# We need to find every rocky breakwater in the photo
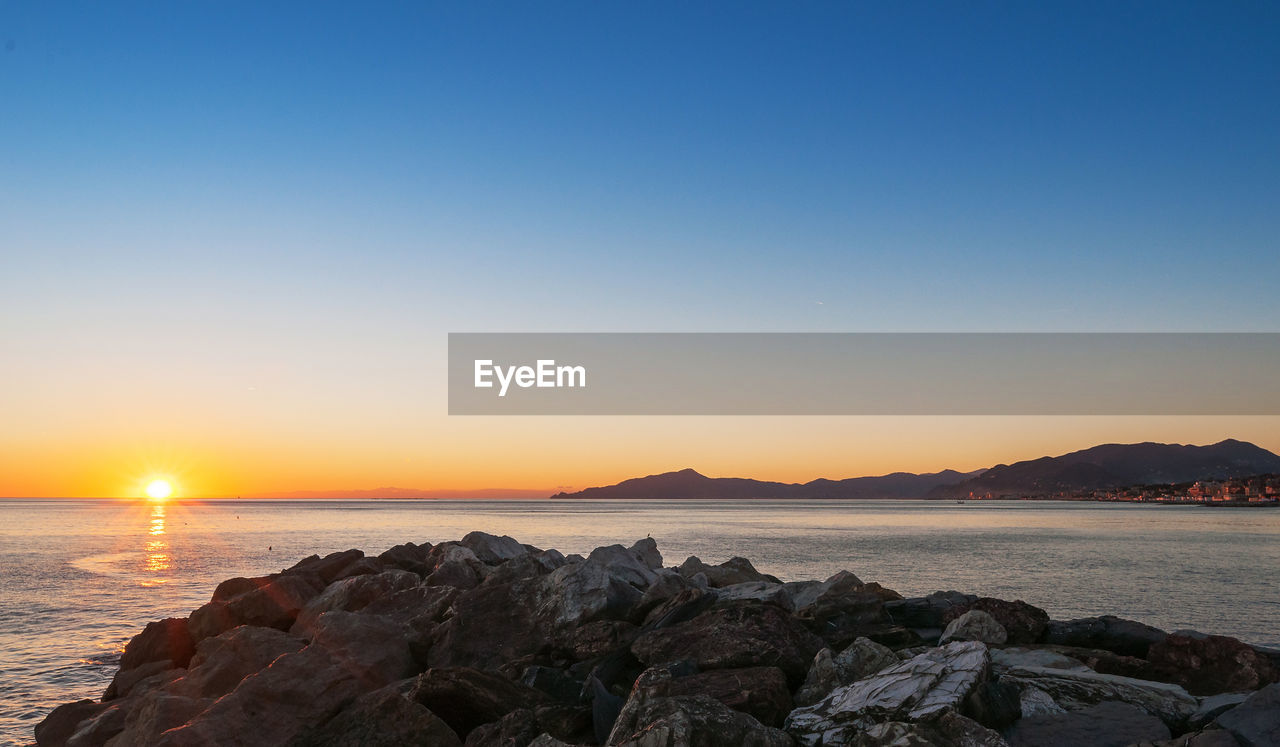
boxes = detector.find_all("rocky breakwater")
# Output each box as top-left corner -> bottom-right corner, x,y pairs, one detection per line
37,534 -> 1280,747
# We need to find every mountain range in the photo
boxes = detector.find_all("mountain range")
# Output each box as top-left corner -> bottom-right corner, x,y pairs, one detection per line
550,439 -> 1280,500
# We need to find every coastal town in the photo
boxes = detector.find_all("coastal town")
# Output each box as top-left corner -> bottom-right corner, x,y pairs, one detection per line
964,474 -> 1280,504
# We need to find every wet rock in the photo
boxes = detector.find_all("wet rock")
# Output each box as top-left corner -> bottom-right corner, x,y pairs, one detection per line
666,666 -> 793,727
1215,682 -> 1280,747
189,573 -> 324,642
1147,633 -> 1280,695
632,600 -> 823,687
1044,615 -> 1167,658
409,666 -> 551,738
884,590 -> 977,629
295,685 -> 462,747
1006,700 -> 1171,747
945,598 -> 1049,645
461,531 -> 530,565
35,700 -> 108,747
999,664 -> 1197,727
940,610 -> 1008,645
292,569 -> 421,636
171,624 -> 306,699
784,641 -> 990,743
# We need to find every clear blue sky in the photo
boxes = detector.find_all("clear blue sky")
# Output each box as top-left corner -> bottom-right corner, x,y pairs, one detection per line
2,2 -> 1279,494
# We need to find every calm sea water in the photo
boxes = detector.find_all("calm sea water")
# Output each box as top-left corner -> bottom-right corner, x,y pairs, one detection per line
1,498 -> 1278,746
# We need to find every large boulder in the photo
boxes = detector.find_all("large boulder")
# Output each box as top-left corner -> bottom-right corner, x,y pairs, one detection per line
35,700 -> 109,747
631,600 -> 823,686
1006,700 -> 1171,747
376,541 -> 434,576
118,617 -> 195,672
282,549 -> 369,585
292,569 -> 422,636
170,624 -> 306,699
607,666 -> 792,746
795,638 -> 899,707
784,641 -> 990,744
408,666 -> 551,739
793,576 -> 905,651
1044,615 -> 1167,658
714,581 -> 795,612
677,556 -> 781,588
463,705 -> 594,747
101,694 -> 211,746
665,666 -> 793,727
940,610 -> 1008,645
1146,633 -> 1280,695
294,685 -> 462,746
884,591 -> 977,629
999,664 -> 1197,728
189,573 -> 324,642
425,544 -> 487,589
1215,682 -> 1280,747
851,710 -> 1008,747
460,531 -> 530,565
944,598 -> 1049,645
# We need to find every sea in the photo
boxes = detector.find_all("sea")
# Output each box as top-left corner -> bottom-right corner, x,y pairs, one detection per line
1,498 -> 1278,746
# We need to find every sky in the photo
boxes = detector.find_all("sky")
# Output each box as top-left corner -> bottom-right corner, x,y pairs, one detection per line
2,2 -> 1279,497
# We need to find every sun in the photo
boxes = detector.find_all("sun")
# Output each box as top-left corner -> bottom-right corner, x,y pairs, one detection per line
145,479 -> 174,501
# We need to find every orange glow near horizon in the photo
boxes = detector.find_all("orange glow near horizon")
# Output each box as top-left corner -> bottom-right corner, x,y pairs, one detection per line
1,415 -> 1280,498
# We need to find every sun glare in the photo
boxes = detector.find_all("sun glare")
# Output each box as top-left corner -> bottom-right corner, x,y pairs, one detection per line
145,479 -> 173,501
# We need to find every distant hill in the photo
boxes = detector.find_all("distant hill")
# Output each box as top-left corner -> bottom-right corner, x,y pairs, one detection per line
927,439 -> 1280,498
552,440 -> 1280,501
550,467 -> 983,500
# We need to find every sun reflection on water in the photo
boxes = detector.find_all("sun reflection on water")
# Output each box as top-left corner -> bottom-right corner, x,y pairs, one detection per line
142,504 -> 170,583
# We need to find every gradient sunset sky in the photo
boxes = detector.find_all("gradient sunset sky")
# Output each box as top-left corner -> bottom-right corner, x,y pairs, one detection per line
3,3 -> 1279,497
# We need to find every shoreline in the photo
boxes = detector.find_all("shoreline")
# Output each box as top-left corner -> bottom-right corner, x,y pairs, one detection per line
36,533 -> 1280,746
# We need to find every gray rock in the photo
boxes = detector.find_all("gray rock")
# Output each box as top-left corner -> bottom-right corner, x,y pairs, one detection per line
990,647 -> 1092,674
425,544 -> 486,589
795,649 -> 840,707
1000,664 -> 1197,727
607,666 -> 792,746
1191,693 -> 1250,729
1215,682 -> 1280,747
940,610 -> 1008,645
833,637 -> 901,683
587,543 -> 661,588
884,591 -> 978,629
784,641 -> 990,744
460,531 -> 529,565
715,581 -> 795,611
854,710 -> 1008,746
1006,700 -> 1170,747
1018,686 -> 1066,718
629,537 -> 664,570
677,556 -> 781,588
1044,615 -> 1167,658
